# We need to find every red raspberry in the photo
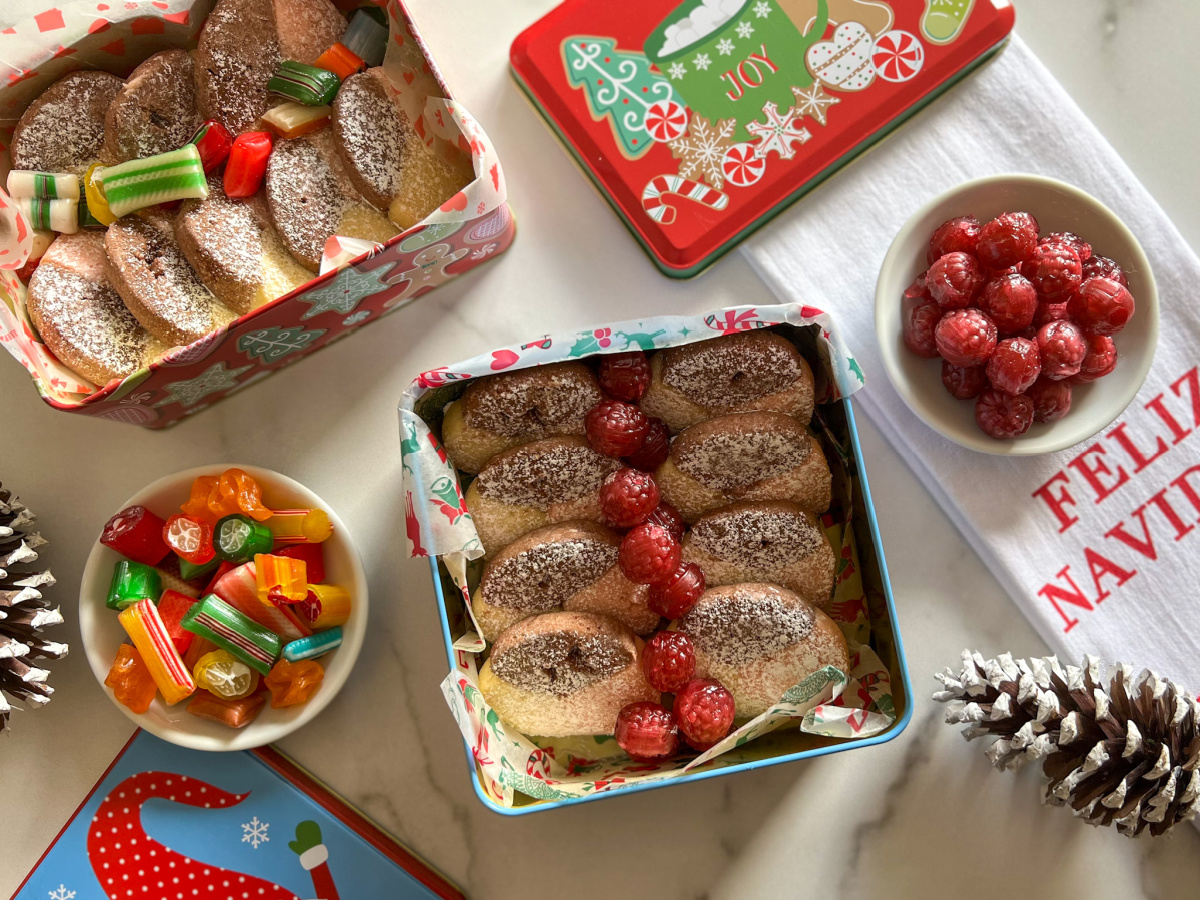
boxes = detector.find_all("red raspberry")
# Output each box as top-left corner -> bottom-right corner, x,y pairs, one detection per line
927,215 -> 981,264
975,388 -> 1034,440
1081,255 -> 1128,287
976,212 -> 1039,269
586,400 -> 649,457
645,502 -> 685,542
600,468 -> 660,528
642,631 -> 696,692
926,251 -> 983,309
941,361 -> 987,400
1045,231 -> 1092,262
1027,377 -> 1073,422
1023,241 -> 1082,302
673,679 -> 736,751
647,562 -> 706,619
625,416 -> 669,471
934,309 -> 997,367
978,272 -> 1037,334
619,523 -> 682,584
1036,320 -> 1087,380
598,351 -> 651,402
1072,334 -> 1117,383
1033,300 -> 1070,328
902,294 -> 942,358
614,701 -> 678,762
986,337 -> 1040,395
1067,276 -> 1135,335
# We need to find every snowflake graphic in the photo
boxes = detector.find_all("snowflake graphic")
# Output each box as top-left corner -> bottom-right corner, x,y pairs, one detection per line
668,114 -> 737,188
297,265 -> 385,321
791,82 -> 839,126
753,1 -> 771,17
241,816 -> 269,849
48,887 -> 75,900
746,102 -> 812,160
471,243 -> 498,260
736,20 -> 755,39
716,38 -> 734,55
692,52 -> 711,71
667,61 -> 687,79
154,361 -> 252,409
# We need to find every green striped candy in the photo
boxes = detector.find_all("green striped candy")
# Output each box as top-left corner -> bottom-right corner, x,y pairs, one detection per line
100,145 -> 209,218
268,60 -> 341,105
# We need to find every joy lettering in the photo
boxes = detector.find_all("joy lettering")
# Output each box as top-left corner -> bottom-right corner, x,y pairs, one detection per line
719,44 -> 779,101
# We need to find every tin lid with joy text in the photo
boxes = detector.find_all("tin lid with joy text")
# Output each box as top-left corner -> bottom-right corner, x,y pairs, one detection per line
511,0 -> 1016,277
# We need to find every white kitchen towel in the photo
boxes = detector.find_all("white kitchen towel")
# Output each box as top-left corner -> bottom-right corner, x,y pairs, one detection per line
742,35 -> 1200,689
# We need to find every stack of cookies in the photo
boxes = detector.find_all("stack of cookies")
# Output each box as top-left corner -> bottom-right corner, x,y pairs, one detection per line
12,0 -> 471,389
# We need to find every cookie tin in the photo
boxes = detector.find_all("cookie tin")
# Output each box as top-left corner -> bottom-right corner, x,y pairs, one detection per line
511,0 -> 1015,277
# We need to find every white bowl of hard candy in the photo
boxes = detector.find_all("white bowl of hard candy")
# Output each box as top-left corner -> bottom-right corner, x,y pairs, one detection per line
875,174 -> 1159,455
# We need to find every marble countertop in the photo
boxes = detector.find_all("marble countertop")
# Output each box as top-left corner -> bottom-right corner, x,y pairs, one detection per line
4,1 -> 1200,897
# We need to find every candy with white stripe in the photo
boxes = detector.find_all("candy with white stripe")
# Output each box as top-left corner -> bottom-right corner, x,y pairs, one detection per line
180,594 -> 280,676
282,626 -> 342,662
118,598 -> 195,705
6,171 -> 79,200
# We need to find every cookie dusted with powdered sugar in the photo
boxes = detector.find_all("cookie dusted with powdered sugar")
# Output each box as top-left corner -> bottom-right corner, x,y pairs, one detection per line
441,361 -> 605,474
681,500 -> 836,609
478,612 -> 659,736
464,436 -> 621,558
640,332 -> 815,433
103,50 -> 202,163
675,584 -> 848,718
27,233 -> 164,386
12,71 -> 123,175
472,521 -> 659,640
655,411 -> 832,522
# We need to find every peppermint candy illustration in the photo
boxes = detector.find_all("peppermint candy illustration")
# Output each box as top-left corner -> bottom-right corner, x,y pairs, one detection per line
643,99 -> 688,142
721,142 -> 767,188
871,30 -> 924,83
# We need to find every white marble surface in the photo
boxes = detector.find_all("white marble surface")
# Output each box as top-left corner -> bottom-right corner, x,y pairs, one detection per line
4,1 -> 1200,897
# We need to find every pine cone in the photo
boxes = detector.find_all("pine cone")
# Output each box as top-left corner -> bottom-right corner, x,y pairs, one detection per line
0,482 -> 66,732
934,650 -> 1199,837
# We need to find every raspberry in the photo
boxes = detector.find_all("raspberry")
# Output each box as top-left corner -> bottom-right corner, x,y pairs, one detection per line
1067,276 -> 1135,335
1036,320 -> 1087,380
934,309 -> 997,367
614,701 -> 678,762
941,361 -> 987,400
645,502 -> 685,542
625,416 -> 669,471
1072,334 -> 1117,383
926,251 -> 983,309
927,215 -> 981,264
673,679 -> 736,751
600,468 -> 660,528
1023,241 -> 1082,301
978,272 -> 1037,334
642,631 -> 696,692
902,294 -> 942,358
975,388 -> 1034,440
976,212 -> 1039,269
647,562 -> 706,619
904,272 -> 930,300
598,351 -> 651,402
1027,377 -> 1073,422
1081,255 -> 1128,287
586,400 -> 649,457
1046,231 -> 1092,262
619,523 -> 682,584
986,337 -> 1040,395
1033,300 -> 1070,327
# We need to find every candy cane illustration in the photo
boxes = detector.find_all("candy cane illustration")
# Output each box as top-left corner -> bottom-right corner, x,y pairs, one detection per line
641,175 -> 729,226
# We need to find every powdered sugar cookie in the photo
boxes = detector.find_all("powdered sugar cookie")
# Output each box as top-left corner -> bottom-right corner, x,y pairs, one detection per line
12,72 -> 123,175
104,50 -> 203,163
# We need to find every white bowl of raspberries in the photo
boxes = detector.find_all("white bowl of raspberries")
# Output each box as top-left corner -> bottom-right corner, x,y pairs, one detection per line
876,174 -> 1159,454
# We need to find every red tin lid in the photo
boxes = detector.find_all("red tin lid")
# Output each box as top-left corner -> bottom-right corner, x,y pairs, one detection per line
512,0 -> 1015,277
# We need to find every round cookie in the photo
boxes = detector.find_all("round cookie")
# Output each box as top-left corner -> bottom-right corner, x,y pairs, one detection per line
681,500 -> 836,609
655,411 -> 832,522
478,612 -> 659,737
472,521 -> 658,641
12,71 -> 123,175
464,436 -> 621,558
675,583 -> 849,718
26,232 -> 161,386
640,332 -> 815,433
103,50 -> 202,163
441,361 -> 604,474
105,213 -> 236,346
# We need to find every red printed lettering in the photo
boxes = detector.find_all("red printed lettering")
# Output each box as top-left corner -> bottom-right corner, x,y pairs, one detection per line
1170,464 -> 1200,518
737,58 -> 766,87
1107,423 -> 1168,473
1085,547 -> 1137,602
748,45 -> 779,74
1104,502 -> 1158,560
1067,445 -> 1130,503
1145,393 -> 1193,444
1145,488 -> 1196,541
1032,470 -> 1079,532
1037,565 -> 1092,632
720,71 -> 744,101
1172,367 -> 1200,427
